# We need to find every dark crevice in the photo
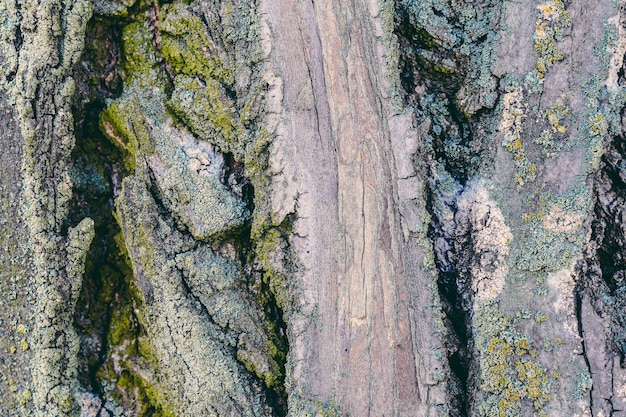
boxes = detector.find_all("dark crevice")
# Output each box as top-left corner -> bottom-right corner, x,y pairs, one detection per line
6,25 -> 22,83
575,103 -> 626,416
245,212 -> 291,417
618,51 -> 626,87
394,2 -> 504,415
581,127 -> 626,364
66,3 -> 290,415
13,23 -> 23,52
223,151 -> 255,210
575,290 -> 595,413
396,17 -> 475,417
423,179 -> 470,417
68,13 -> 163,415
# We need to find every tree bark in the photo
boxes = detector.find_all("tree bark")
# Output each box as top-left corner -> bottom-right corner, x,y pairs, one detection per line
1,0 -> 625,416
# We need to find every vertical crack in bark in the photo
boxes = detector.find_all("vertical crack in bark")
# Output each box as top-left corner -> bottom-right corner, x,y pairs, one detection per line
577,106 -> 626,414
583,127 -> 626,360
575,290 -> 595,414
423,181 -> 470,417
394,20 -> 474,417
393,1 -> 503,414
68,13 -> 155,414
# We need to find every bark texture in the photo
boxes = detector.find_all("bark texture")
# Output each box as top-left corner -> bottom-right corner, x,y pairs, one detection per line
0,0 -> 625,416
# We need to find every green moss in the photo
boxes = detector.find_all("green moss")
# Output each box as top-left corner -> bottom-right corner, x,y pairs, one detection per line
254,228 -> 292,311
117,370 -> 175,417
160,4 -> 234,86
121,21 -> 168,88
108,303 -> 138,349
167,75 -> 239,156
99,96 -> 153,172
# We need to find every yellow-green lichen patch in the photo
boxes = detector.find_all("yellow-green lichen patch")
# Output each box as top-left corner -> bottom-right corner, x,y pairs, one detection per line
287,395 -> 342,417
533,100 -> 570,158
498,86 -> 537,188
579,59 -> 625,172
160,4 -> 234,86
546,101 -> 569,135
532,0 -> 571,81
474,301 -> 553,416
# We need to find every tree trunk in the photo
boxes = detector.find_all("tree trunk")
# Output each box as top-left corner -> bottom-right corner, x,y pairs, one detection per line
1,0 -> 625,415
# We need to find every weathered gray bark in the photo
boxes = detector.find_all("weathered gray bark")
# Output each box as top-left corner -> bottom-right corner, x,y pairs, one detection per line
1,0 -> 626,416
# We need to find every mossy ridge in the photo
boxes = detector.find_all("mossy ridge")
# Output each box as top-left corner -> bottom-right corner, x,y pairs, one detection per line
167,74 -> 239,156
159,3 -> 234,86
121,19 -> 171,89
101,6 -> 251,237
92,9 -> 183,415
240,127 -> 292,413
100,95 -> 151,172
164,0 -> 293,397
158,2 -> 266,160
72,190 -> 173,417
98,233 -> 172,416
98,2 -> 288,411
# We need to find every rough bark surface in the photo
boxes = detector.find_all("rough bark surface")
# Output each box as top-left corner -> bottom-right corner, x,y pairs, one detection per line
0,0 -> 625,416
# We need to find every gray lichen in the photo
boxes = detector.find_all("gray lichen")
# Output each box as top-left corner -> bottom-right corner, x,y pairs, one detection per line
0,0 -> 96,414
116,175 -> 272,416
